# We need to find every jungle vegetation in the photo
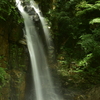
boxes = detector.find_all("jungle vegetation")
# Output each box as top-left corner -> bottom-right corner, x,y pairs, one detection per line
47,0 -> 100,88
0,0 -> 100,88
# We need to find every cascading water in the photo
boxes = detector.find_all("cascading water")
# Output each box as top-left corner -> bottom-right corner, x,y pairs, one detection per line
16,0 -> 61,100
30,0 -> 51,46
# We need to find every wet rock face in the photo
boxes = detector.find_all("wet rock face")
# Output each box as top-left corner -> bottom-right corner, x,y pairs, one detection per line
0,21 -> 28,100
24,5 -> 40,22
0,24 -> 9,69
9,25 -> 23,42
0,23 -> 10,100
9,70 -> 26,100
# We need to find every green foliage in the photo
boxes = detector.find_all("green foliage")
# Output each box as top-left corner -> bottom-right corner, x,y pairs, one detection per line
48,0 -> 100,86
0,67 -> 7,87
76,0 -> 100,16
0,0 -> 13,20
78,34 -> 96,53
0,0 -> 23,24
78,53 -> 92,67
89,18 -> 100,24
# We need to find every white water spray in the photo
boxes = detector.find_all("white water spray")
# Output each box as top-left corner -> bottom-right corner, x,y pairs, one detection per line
16,0 -> 60,100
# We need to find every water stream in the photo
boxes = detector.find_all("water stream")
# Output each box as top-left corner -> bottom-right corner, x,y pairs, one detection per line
16,0 -> 61,100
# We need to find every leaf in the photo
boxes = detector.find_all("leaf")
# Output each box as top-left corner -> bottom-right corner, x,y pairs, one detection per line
89,18 -> 100,24
0,16 -> 6,21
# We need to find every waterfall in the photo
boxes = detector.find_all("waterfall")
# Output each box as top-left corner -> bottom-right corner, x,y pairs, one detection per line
16,0 -> 61,100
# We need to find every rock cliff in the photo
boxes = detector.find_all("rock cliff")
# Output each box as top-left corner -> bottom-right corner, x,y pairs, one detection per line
0,20 -> 29,100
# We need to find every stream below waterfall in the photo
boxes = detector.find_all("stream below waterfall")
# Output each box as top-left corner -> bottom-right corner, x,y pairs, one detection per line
16,0 -> 62,100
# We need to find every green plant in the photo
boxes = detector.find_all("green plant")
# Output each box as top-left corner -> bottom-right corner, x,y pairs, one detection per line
0,67 -> 7,88
0,0 -> 23,24
0,55 -> 4,59
48,0 -> 100,87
